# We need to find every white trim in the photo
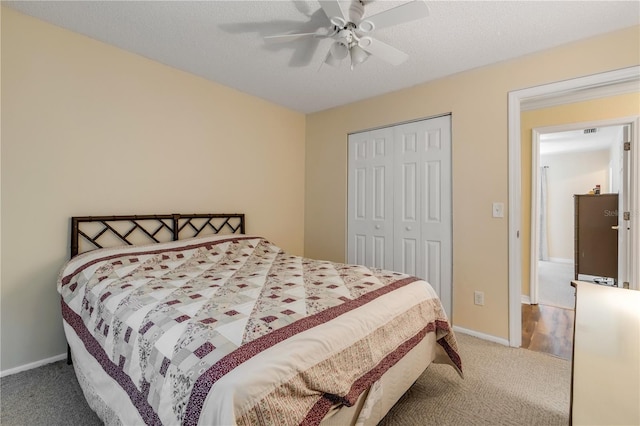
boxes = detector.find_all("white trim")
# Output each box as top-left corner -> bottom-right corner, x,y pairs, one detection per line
628,117 -> 640,291
530,128 -> 541,305
530,118 -> 637,136
508,66 -> 640,348
522,79 -> 640,111
508,88 -> 523,348
521,294 -> 531,305
453,325 -> 510,347
0,353 -> 66,378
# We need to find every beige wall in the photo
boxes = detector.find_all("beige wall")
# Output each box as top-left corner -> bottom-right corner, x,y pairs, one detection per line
1,8 -> 306,371
305,26 -> 640,340
520,92 -> 640,295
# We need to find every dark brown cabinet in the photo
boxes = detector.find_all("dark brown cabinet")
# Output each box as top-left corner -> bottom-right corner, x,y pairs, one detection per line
574,194 -> 618,281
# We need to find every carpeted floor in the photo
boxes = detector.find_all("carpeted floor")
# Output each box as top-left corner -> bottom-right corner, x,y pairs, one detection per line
1,356 -> 101,426
380,333 -> 570,425
1,333 -> 571,425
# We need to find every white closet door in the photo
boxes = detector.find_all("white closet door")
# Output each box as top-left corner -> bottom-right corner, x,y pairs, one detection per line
394,122 -> 422,277
347,128 -> 395,270
347,116 -> 452,316
393,116 -> 452,315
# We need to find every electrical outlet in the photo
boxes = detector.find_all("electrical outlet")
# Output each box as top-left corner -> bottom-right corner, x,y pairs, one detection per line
474,291 -> 485,306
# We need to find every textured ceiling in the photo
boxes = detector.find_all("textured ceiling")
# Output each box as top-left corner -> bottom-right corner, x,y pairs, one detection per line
540,126 -> 623,155
5,1 -> 640,113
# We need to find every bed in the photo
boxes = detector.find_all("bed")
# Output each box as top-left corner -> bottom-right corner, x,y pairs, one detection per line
58,213 -> 462,425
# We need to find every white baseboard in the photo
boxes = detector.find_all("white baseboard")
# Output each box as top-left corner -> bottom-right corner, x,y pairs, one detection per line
521,294 -> 531,304
0,353 -> 67,378
453,325 -> 510,347
549,257 -> 573,264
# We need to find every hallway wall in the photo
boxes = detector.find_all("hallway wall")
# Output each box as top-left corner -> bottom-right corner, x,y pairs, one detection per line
541,149 -> 612,261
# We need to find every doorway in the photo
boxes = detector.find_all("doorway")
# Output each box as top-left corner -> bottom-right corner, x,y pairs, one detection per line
507,65 -> 640,348
531,123 -> 627,307
522,124 -> 626,359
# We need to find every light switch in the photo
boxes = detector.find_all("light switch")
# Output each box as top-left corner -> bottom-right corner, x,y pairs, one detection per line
492,202 -> 504,218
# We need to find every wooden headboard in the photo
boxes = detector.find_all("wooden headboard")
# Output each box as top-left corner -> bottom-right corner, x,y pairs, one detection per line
71,213 -> 245,257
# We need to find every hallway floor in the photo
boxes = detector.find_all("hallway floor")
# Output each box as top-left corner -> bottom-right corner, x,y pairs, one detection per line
522,303 -> 574,360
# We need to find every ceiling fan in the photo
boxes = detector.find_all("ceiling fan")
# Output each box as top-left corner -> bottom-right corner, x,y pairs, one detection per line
264,0 -> 430,70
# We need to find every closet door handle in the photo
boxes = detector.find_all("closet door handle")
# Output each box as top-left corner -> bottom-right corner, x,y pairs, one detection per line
375,225 -> 381,230
405,226 -> 412,231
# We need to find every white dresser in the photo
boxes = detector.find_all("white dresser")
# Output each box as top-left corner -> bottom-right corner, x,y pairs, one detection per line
571,281 -> 640,425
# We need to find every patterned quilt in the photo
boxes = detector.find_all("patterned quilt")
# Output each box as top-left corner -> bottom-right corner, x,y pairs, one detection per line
58,235 -> 462,425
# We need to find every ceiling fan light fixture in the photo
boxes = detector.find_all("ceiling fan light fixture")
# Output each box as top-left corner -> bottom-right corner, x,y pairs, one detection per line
350,45 -> 370,67
330,41 -> 349,60
324,51 -> 342,67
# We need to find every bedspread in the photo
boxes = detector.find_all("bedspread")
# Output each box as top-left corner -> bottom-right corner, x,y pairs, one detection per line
58,235 -> 461,425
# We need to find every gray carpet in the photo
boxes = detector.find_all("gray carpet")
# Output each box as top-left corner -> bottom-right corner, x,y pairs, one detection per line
1,357 -> 101,426
1,333 -> 570,425
380,333 -> 570,425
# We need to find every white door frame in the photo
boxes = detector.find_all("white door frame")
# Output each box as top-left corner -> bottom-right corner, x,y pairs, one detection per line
530,119 -> 636,305
508,66 -> 640,347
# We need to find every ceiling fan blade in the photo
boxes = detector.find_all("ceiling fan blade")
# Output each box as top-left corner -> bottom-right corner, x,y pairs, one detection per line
358,36 -> 408,66
358,0 -> 429,33
264,32 -> 319,44
319,0 -> 346,27
264,26 -> 333,44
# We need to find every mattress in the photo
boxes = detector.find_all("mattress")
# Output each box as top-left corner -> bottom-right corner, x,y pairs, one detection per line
58,234 -> 462,425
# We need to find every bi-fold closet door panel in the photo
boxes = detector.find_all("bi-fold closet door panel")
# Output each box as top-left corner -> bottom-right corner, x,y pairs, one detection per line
393,116 -> 452,308
347,115 -> 452,316
347,127 -> 395,270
